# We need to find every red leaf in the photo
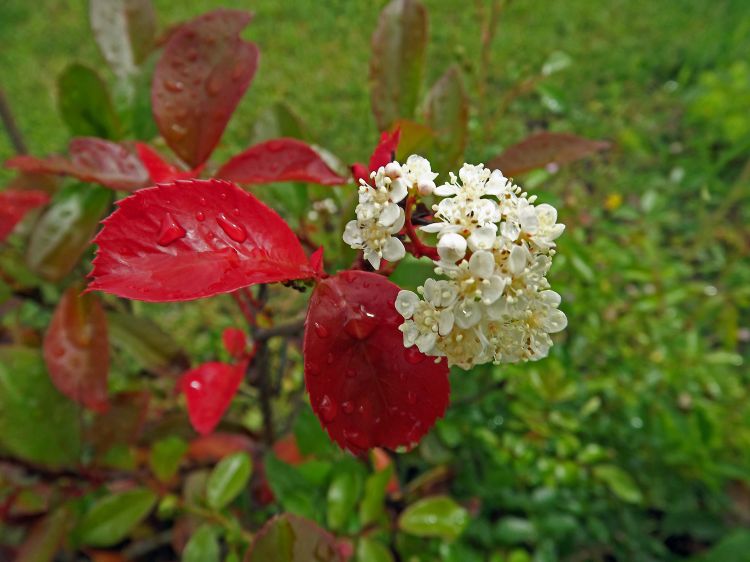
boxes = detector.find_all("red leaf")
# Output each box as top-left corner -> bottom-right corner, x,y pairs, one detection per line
5,138 -> 148,190
180,361 -> 244,435
43,286 -> 110,413
216,138 -> 347,186
152,10 -> 259,167
247,514 -> 342,562
0,189 -> 49,242
303,270 -> 450,453
488,131 -> 611,176
135,143 -> 201,183
88,178 -> 316,302
222,327 -> 247,359
187,432 -> 255,462
351,163 -> 369,186
368,128 -> 401,172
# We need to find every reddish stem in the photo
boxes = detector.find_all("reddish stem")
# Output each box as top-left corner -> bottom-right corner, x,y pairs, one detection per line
403,194 -> 439,260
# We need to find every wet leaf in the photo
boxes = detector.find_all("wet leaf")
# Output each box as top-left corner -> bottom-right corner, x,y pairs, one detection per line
398,495 -> 469,541
182,524 -> 220,562
423,66 -> 469,173
370,0 -> 428,131
303,270 -> 450,453
152,10 -> 259,167
359,463 -> 393,526
216,138 -> 346,186
44,286 -> 109,412
368,128 -> 402,173
206,451 -> 252,509
88,179 -> 316,302
89,0 -> 157,77
26,183 -> 111,282
135,143 -> 200,183
180,361 -> 244,435
0,189 -> 49,242
6,138 -> 149,191
15,506 -> 73,562
356,537 -> 393,562
77,488 -> 157,547
222,327 -> 247,359
487,132 -> 610,176
246,513 -> 342,562
58,63 -> 122,139
326,460 -> 364,531
0,347 -> 82,467
264,453 -> 319,520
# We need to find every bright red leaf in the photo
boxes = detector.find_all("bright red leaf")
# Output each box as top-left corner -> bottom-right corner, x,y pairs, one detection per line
216,138 -> 347,186
180,361 -> 244,435
88,178 -> 317,302
43,286 -> 109,413
352,128 -> 402,186
303,270 -> 450,454
135,143 -> 201,183
0,189 -> 49,242
152,10 -> 259,168
5,138 -> 148,191
488,131 -> 611,176
222,327 -> 247,359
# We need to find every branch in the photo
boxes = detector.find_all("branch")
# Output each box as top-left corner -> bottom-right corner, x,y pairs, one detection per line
403,194 -> 439,260
0,89 -> 27,154
254,317 -> 305,342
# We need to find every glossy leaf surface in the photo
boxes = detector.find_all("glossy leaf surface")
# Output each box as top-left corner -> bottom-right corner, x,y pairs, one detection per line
0,189 -> 49,242
370,0 -> 427,131
152,10 -> 259,167
26,183 -> 111,282
398,495 -> 469,541
488,132 -> 610,176
44,286 -> 109,413
6,138 -> 148,190
89,0 -> 156,77
135,143 -> 199,183
303,270 -> 450,453
183,525 -> 220,562
216,138 -> 347,186
206,451 -> 253,509
88,179 -> 315,302
180,361 -> 244,435
246,513 -> 341,562
423,65 -> 469,173
77,488 -> 157,547
0,347 -> 82,467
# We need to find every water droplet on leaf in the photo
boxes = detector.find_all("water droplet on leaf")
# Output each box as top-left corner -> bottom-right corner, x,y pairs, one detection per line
313,322 -> 329,338
319,395 -> 337,422
342,401 -> 354,414
405,347 -> 425,364
217,213 -> 247,243
157,213 -> 186,246
196,211 -> 205,222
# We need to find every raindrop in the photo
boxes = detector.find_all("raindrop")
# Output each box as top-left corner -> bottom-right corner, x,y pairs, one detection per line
189,380 -> 202,391
344,429 -> 369,450
232,61 -> 245,80
344,308 -> 377,340
217,213 -> 247,242
232,207 -> 240,216
164,79 -> 184,92
196,211 -> 205,222
319,395 -> 337,422
405,347 -> 425,364
170,123 -> 187,139
313,322 -> 329,338
407,391 -> 417,405
307,364 -> 320,377
220,192 -> 227,200
206,74 -> 222,96
157,213 -> 186,246
342,401 -> 354,414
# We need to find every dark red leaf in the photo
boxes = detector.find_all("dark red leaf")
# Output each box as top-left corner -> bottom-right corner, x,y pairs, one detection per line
0,189 -> 49,242
368,128 -> 401,172
187,432 -> 256,462
5,138 -> 148,190
216,138 -> 347,186
43,286 -> 110,413
88,178 -> 316,302
351,163 -> 369,186
135,143 -> 201,183
152,10 -> 259,167
246,513 -> 342,562
303,270 -> 450,454
222,328 -> 247,359
488,131 -> 611,176
180,361 -> 244,435
86,391 -> 150,454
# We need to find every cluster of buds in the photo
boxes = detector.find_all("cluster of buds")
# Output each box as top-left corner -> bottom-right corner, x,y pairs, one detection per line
343,157 -> 567,369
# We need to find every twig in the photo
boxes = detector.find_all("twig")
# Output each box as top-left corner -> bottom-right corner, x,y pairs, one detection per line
0,89 -> 27,154
254,318 -> 306,342
403,194 -> 439,260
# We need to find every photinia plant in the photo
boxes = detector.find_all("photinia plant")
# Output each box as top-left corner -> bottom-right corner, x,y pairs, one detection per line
0,0 -> 611,559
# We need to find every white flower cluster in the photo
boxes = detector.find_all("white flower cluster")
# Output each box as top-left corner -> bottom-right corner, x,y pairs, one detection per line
343,155 -> 438,269
393,162 -> 567,369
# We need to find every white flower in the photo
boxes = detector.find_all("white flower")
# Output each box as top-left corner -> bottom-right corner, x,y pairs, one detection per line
402,155 -> 438,196
437,232 -> 467,263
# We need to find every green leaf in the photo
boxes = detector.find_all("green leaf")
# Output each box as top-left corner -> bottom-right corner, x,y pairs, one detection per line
77,488 -> 157,547
696,530 -> 750,562
26,183 -> 111,282
0,347 -> 82,467
294,404 -> 335,457
58,63 -> 121,139
246,514 -> 341,562
388,255 -> 435,293
206,452 -> 253,510
326,461 -> 364,532
264,453 -> 320,521
15,506 -> 73,562
149,436 -> 188,482
423,65 -> 469,173
494,517 -> 538,545
592,464 -> 643,504
107,311 -> 188,376
182,525 -> 220,562
398,496 -> 469,541
370,0 -> 428,131
357,537 -> 394,562
359,465 -> 393,527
